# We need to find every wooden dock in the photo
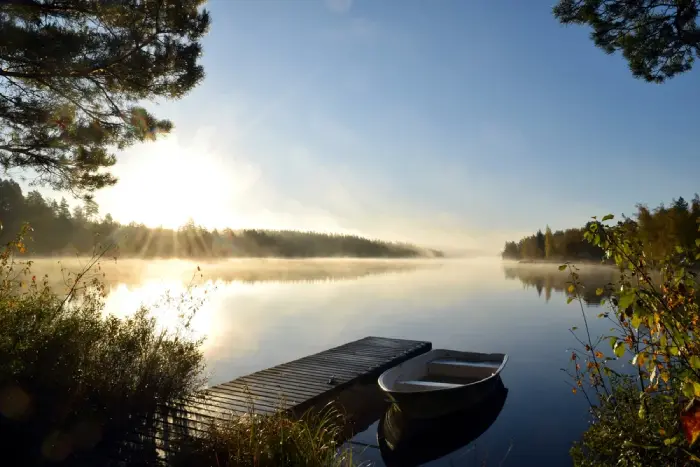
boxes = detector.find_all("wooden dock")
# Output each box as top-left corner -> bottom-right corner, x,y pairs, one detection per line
121,336 -> 431,462
197,336 -> 429,417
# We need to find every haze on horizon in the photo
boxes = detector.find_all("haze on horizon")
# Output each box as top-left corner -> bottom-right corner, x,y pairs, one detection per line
15,0 -> 700,255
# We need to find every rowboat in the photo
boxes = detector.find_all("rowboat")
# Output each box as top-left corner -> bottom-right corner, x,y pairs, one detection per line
377,349 -> 508,419
378,378 -> 508,465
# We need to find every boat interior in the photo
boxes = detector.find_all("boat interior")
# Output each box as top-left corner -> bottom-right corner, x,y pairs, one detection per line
381,350 -> 506,392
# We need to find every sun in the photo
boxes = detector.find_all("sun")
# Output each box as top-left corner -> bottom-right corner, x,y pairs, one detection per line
101,134 -> 239,230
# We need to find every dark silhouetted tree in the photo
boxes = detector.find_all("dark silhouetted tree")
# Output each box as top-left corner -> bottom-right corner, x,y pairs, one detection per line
0,178 -> 435,259
553,0 -> 700,82
0,0 -> 210,197
545,225 -> 554,259
536,230 -> 546,258
503,196 -> 700,262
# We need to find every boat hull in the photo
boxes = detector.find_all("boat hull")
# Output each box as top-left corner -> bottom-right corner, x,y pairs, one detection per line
378,379 -> 508,465
384,375 -> 503,419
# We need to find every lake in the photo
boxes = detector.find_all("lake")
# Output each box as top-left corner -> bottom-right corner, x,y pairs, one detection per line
32,257 -> 623,466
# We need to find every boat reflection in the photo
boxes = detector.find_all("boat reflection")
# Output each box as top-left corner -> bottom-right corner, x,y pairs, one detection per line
377,377 -> 508,466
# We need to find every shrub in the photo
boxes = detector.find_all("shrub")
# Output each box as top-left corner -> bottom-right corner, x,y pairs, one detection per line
564,215 -> 700,466
570,375 -> 685,466
0,225 -> 206,465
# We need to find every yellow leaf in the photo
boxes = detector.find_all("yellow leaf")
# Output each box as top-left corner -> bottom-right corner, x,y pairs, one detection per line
567,284 -> 575,293
633,352 -> 647,367
661,372 -> 670,383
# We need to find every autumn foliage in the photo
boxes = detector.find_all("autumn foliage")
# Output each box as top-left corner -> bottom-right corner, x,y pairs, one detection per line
565,214 -> 700,465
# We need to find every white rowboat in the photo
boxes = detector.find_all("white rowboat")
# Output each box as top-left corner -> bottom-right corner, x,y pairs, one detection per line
377,349 -> 508,419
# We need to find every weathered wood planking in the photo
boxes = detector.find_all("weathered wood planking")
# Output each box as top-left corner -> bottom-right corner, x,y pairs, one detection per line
166,337 -> 430,429
119,336 -> 431,464
208,336 -> 429,415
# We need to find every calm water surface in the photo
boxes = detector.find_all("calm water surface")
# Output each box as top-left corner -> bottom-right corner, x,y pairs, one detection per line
43,257 -> 622,466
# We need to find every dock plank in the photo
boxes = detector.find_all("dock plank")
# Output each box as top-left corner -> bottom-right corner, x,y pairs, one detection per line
137,336 -> 431,462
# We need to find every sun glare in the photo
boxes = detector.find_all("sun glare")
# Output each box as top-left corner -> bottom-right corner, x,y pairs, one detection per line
103,134 -> 246,230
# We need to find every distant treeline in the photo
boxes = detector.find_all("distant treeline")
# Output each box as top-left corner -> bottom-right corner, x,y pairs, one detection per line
0,179 -> 443,259
502,196 -> 700,263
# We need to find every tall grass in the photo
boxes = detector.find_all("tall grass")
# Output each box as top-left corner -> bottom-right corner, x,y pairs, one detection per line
173,405 -> 353,467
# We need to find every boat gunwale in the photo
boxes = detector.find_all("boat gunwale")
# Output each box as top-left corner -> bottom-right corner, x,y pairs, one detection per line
378,350 -> 509,394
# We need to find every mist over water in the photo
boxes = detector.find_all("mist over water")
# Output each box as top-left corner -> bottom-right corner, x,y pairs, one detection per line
27,257 -> 620,465
29,257 -> 438,288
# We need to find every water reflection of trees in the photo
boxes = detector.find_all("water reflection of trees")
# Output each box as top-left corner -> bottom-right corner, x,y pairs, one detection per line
502,264 -> 617,305
30,258 -> 442,290
203,261 -> 439,285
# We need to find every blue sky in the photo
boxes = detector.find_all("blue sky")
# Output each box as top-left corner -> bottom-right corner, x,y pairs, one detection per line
84,0 -> 700,252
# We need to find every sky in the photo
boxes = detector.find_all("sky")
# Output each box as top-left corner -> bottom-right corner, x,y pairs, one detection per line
35,1 -> 700,252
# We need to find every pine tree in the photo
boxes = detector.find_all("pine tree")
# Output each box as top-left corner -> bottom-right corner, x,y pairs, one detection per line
535,230 -> 546,258
554,0 -> 700,82
0,0 -> 210,196
545,225 -> 554,259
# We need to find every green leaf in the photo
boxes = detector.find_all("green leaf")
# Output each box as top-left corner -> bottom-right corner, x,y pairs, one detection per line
609,336 -> 617,349
669,346 -> 680,356
618,292 -> 635,310
614,342 -> 625,358
676,245 -> 684,254
638,400 -> 647,420
571,326 -> 578,331
622,441 -> 659,450
684,383 -> 696,399
567,297 -> 573,304
690,356 -> 700,370
631,313 -> 642,329
602,214 -> 614,222
682,448 -> 700,462
595,287 -> 604,296
558,264 -> 567,271
664,437 -> 678,446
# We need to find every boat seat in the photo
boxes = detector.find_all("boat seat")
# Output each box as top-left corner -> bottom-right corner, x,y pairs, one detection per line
430,359 -> 501,368
397,380 -> 463,389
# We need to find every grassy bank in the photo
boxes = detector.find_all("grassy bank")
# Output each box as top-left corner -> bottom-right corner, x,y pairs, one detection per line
0,226 -> 352,466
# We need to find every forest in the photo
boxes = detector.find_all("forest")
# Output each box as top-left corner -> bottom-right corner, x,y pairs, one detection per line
502,196 -> 700,263
0,179 -> 442,259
